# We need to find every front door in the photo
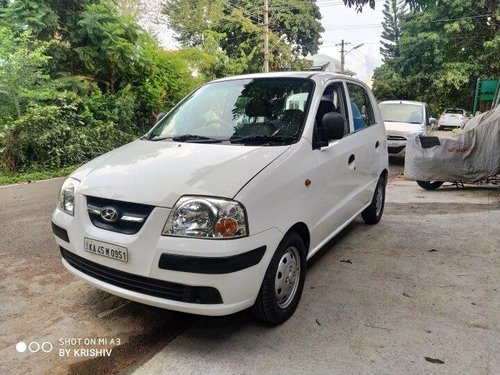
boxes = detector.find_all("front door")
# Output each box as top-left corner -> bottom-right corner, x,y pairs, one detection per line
308,81 -> 362,253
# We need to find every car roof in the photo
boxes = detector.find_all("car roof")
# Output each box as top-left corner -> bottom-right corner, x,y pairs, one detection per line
211,71 -> 361,83
379,100 -> 425,106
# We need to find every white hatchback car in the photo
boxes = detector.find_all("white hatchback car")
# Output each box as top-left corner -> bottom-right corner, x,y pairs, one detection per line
52,72 -> 389,325
437,108 -> 469,130
379,100 -> 436,157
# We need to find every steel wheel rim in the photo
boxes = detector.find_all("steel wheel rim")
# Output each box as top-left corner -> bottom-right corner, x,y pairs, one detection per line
375,183 -> 384,217
275,246 -> 301,309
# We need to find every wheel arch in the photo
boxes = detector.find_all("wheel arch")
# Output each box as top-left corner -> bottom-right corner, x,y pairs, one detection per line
285,222 -> 310,255
381,168 -> 388,182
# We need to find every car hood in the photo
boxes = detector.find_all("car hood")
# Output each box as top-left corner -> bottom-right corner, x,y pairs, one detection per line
72,140 -> 289,207
384,121 -> 424,136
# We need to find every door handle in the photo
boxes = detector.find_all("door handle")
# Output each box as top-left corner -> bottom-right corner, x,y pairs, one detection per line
375,141 -> 380,148
348,154 -> 355,164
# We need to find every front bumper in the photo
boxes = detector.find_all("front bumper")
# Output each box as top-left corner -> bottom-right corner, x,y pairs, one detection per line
52,195 -> 283,316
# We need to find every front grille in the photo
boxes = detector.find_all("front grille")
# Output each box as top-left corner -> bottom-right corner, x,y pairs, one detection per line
387,135 -> 406,141
61,247 -> 223,304
86,196 -> 154,235
388,146 -> 406,154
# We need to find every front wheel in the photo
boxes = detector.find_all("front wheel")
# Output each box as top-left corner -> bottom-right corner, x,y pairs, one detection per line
362,175 -> 386,225
252,232 -> 306,326
416,180 -> 444,190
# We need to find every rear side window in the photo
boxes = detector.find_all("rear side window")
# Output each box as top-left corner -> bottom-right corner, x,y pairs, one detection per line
444,109 -> 464,114
346,83 -> 376,131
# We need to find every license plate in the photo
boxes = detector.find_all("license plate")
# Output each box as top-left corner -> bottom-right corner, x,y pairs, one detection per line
84,237 -> 128,262
387,142 -> 400,147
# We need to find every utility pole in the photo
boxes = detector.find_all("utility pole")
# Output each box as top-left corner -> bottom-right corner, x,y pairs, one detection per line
336,40 -> 364,75
263,0 -> 269,72
339,39 -> 345,74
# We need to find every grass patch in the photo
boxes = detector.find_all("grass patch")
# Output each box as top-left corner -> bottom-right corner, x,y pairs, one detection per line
0,165 -> 78,186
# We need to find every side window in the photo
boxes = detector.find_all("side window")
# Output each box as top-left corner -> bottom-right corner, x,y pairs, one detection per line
346,83 -> 376,131
315,82 -> 350,137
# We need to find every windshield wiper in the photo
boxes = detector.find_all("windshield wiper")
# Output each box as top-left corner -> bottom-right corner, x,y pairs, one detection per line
230,135 -> 296,145
149,134 -> 222,143
172,134 -> 223,143
149,135 -> 173,141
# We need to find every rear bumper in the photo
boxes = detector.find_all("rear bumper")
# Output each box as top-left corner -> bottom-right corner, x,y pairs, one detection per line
438,120 -> 463,128
387,145 -> 406,156
387,139 -> 406,157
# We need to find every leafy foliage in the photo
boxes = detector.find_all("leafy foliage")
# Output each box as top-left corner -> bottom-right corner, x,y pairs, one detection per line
163,0 -> 317,75
342,0 -> 427,12
230,0 -> 324,57
1,95 -> 134,171
0,28 -> 51,120
0,0 -> 200,172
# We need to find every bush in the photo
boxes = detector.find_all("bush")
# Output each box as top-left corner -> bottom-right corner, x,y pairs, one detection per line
1,97 -> 134,172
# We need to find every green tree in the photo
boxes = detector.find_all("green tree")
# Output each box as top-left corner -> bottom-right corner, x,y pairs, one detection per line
0,0 -> 202,172
229,0 -> 323,56
164,0 -> 226,46
163,0 -> 318,74
0,27 -> 51,120
380,0 -> 406,60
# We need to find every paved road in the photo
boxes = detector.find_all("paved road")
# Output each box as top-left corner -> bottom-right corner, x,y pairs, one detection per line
133,181 -> 500,375
0,178 -> 195,375
2,158 -> 497,375
0,158 -> 401,374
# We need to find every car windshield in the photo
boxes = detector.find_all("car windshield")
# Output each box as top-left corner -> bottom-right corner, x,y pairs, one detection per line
379,103 -> 423,124
444,109 -> 464,114
146,78 -> 314,145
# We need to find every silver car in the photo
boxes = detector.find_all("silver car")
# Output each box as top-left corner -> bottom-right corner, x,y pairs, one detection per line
379,100 -> 436,157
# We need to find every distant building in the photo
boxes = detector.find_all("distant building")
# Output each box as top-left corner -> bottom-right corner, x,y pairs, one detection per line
309,54 -> 356,77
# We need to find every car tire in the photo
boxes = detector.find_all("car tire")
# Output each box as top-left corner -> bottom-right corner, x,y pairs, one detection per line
416,180 -> 444,190
252,232 -> 306,326
361,176 -> 387,225
362,175 -> 386,225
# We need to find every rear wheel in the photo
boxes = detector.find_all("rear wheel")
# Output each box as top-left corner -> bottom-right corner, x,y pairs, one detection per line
416,180 -> 444,190
362,175 -> 386,225
252,232 -> 306,326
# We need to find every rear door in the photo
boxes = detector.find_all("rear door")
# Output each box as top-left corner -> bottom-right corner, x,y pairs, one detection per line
344,81 -> 384,211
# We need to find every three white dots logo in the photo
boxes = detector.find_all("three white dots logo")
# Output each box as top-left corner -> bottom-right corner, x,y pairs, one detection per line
16,341 -> 53,353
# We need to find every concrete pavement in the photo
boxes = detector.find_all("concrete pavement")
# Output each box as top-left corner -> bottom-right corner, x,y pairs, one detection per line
1,162 -> 498,374
132,181 -> 500,375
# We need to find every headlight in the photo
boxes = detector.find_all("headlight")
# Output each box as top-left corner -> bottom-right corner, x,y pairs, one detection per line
162,196 -> 248,239
58,178 -> 79,216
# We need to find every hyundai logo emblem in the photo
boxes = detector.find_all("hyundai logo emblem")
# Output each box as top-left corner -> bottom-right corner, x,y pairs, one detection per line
100,206 -> 119,223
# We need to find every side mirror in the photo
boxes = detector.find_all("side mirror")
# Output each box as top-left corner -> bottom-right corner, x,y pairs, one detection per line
321,112 -> 345,141
156,112 -> 166,124
429,117 -> 437,126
